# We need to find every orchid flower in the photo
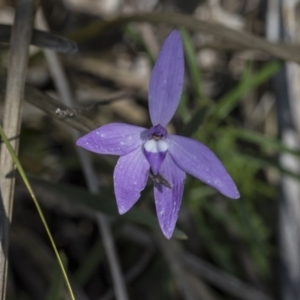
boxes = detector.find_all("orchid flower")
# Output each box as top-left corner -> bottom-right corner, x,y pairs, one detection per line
76,30 -> 240,239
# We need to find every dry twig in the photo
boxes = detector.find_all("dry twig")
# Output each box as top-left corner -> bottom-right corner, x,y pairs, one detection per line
0,76 -> 94,133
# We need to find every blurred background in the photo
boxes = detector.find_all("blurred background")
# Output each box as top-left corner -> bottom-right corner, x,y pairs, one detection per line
1,0 -> 300,299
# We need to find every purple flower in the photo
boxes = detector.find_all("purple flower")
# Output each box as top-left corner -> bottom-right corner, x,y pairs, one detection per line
76,30 -> 240,239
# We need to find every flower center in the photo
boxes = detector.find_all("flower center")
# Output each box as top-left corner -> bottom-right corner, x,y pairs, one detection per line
143,124 -> 168,175
147,124 -> 168,140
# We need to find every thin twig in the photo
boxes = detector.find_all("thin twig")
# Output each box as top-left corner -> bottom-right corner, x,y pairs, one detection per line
55,91 -> 134,116
0,76 -> 94,133
0,1 -> 35,298
37,10 -> 129,300
78,92 -> 134,110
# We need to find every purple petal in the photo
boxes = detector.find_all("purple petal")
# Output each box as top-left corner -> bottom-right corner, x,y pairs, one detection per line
76,123 -> 147,156
154,154 -> 186,239
149,30 -> 184,127
114,147 -> 150,214
167,135 -> 240,199
144,151 -> 167,175
143,139 -> 168,174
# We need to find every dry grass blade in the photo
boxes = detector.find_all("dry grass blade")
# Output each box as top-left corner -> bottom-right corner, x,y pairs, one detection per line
69,12 -> 300,63
0,0 -> 35,298
0,24 -> 77,54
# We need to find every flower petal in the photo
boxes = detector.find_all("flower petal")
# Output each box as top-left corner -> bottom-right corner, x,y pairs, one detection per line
76,123 -> 147,156
148,30 -> 184,127
144,139 -> 168,174
153,154 -> 186,239
114,147 -> 150,214
167,135 -> 240,199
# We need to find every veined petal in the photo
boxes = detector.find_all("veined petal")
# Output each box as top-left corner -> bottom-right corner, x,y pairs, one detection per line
76,123 -> 147,156
154,154 -> 186,239
144,139 -> 168,174
114,147 -> 150,214
149,30 -> 184,127
167,135 -> 240,199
